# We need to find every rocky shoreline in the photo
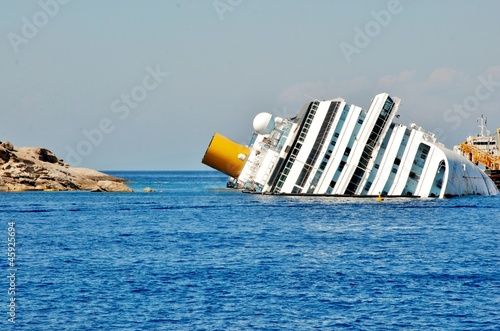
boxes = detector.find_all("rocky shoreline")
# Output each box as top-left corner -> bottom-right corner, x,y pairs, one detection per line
0,140 -> 133,192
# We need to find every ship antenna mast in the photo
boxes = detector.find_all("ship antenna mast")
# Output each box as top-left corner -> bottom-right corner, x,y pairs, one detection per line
478,115 -> 490,137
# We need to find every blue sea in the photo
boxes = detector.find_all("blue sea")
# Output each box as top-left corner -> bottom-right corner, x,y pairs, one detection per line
1,171 -> 499,330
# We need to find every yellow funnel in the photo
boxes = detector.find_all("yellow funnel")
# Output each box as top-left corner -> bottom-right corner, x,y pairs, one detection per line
202,133 -> 250,178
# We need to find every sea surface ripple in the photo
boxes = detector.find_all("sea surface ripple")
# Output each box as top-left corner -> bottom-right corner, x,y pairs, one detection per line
1,171 -> 499,330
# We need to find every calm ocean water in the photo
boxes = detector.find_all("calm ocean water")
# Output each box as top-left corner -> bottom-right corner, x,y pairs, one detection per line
1,171 -> 499,330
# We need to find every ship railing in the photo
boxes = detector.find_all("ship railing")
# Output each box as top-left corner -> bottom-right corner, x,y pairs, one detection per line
459,141 -> 500,170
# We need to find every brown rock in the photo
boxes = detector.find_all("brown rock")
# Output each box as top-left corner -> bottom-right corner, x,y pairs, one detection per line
1,141 -> 14,151
0,140 -> 132,192
91,180 -> 134,192
19,178 -> 36,186
0,146 -> 10,163
37,148 -> 59,163
61,180 -> 80,190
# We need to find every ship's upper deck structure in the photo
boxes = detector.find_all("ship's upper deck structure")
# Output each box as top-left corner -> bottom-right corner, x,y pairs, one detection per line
203,93 -> 499,198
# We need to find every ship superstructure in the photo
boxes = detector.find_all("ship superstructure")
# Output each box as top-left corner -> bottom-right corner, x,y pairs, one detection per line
202,93 -> 498,198
455,115 -> 500,188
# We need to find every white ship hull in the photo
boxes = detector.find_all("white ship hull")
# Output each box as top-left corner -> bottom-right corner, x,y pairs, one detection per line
203,93 -> 499,198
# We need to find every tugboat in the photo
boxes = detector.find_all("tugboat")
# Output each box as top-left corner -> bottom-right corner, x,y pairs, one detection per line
455,115 -> 500,189
202,93 -> 499,198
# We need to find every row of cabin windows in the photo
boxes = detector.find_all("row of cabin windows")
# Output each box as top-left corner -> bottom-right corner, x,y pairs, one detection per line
273,103 -> 319,192
472,141 -> 496,145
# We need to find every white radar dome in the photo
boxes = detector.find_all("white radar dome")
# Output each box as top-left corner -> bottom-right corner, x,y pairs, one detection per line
253,112 -> 275,135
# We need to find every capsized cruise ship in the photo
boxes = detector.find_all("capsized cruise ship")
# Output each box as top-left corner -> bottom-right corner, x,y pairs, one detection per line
202,93 -> 499,198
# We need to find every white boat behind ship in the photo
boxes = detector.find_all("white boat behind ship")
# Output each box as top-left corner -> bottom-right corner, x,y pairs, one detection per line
202,93 -> 499,198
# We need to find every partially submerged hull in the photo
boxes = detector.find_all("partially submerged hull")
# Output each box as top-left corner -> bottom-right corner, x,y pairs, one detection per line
202,93 -> 499,198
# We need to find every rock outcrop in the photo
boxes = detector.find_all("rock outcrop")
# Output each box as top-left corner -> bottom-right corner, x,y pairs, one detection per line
91,180 -> 134,193
0,140 -> 133,192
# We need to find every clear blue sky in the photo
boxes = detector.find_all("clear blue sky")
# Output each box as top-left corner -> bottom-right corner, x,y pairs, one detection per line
1,0 -> 500,170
